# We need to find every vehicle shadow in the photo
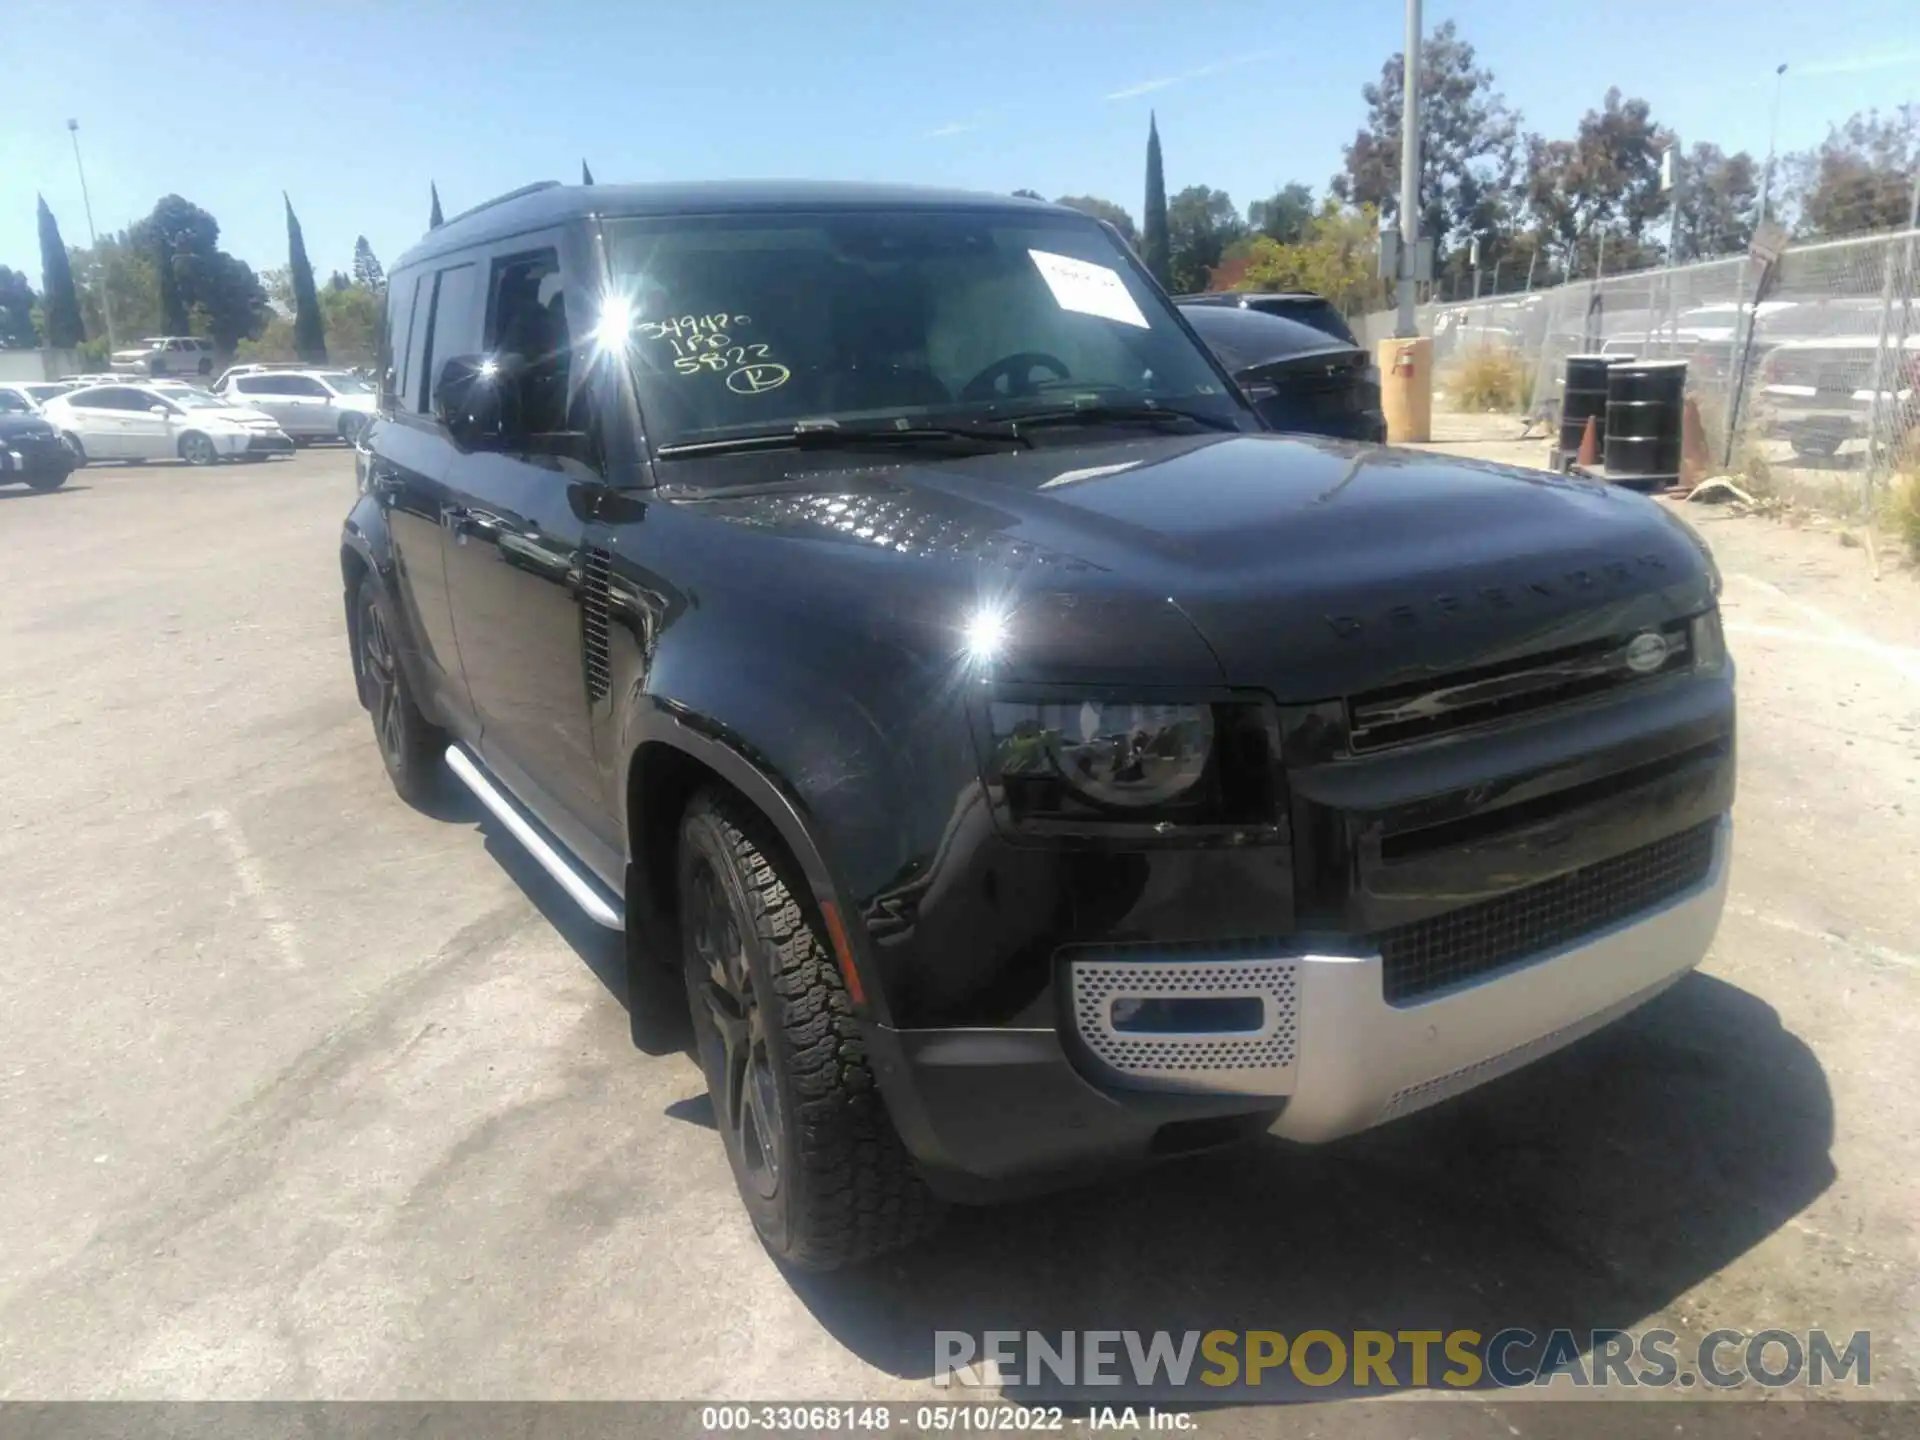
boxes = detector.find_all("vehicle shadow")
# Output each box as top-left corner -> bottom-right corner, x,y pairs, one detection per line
468,801 -> 694,1057
0,484 -> 90,501
784,971 -> 1834,1402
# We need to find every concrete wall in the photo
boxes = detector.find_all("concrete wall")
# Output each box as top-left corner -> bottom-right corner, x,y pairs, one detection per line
0,349 -> 86,382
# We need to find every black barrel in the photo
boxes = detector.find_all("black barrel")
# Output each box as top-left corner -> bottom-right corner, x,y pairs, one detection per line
1558,353 -> 1622,460
1603,359 -> 1688,490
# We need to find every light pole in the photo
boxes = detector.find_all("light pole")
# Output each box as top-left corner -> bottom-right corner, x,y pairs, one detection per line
66,118 -> 116,353
1393,0 -> 1422,338
1759,63 -> 1788,228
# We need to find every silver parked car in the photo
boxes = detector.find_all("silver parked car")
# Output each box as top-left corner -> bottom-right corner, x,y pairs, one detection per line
110,335 -> 219,378
210,366 -> 378,444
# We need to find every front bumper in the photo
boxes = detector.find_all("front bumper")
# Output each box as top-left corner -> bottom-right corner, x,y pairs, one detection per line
236,431 -> 295,455
871,816 -> 1728,1199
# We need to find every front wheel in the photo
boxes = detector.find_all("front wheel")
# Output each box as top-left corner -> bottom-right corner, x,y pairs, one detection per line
678,790 -> 940,1270
179,432 -> 219,466
24,469 -> 72,492
354,579 -> 443,806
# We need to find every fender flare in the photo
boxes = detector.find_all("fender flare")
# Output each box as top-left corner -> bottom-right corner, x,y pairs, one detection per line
622,696 -> 895,1027
338,513 -> 441,722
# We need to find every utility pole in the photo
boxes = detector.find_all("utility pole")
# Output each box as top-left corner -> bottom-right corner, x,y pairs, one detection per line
1759,64 -> 1788,228
1394,0 -> 1422,338
66,118 -> 116,353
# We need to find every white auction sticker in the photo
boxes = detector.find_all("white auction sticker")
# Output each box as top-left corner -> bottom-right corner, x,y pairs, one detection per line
1028,249 -> 1150,329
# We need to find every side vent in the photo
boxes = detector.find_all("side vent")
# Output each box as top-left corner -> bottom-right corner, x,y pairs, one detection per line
581,545 -> 613,703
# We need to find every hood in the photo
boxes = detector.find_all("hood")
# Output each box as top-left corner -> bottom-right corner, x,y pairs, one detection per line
691,432 -> 1715,700
0,412 -> 58,439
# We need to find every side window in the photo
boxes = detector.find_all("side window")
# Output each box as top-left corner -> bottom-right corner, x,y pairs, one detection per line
234,376 -> 267,394
91,388 -> 140,411
396,275 -> 430,414
485,249 -> 573,435
285,376 -> 330,398
418,263 -> 479,414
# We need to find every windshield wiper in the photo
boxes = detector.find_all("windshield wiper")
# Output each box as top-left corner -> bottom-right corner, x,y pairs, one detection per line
656,417 -> 1028,459
1006,401 -> 1241,434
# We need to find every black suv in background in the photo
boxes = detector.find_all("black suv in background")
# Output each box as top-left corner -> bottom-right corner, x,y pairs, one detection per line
344,181 -> 1734,1269
1177,290 -> 1361,347
0,388 -> 74,491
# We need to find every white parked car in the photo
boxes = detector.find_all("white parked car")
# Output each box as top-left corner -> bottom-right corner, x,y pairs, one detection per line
41,381 -> 294,466
0,380 -> 81,411
210,366 -> 378,443
109,335 -> 219,379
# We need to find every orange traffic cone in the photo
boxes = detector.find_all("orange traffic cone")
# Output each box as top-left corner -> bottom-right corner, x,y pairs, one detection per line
1680,394 -> 1711,486
1575,413 -> 1599,470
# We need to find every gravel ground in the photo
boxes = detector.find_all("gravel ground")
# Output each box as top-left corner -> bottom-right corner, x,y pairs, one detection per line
1,443 -> 1915,1430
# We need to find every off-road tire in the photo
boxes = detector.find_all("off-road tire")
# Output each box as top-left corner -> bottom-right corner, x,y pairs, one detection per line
24,469 -> 72,492
354,577 -> 443,807
678,789 -> 940,1270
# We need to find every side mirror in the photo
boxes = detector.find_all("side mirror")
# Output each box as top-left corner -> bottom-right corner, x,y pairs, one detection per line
433,353 -> 526,452
150,404 -> 170,415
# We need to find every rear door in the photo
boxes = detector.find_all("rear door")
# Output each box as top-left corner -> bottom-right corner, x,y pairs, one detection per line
230,375 -> 296,431
66,387 -> 137,457
368,263 -> 478,731
276,374 -> 339,436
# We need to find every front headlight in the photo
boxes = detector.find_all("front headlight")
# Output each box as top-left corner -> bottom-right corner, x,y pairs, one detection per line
991,700 -> 1214,810
1691,607 -> 1731,677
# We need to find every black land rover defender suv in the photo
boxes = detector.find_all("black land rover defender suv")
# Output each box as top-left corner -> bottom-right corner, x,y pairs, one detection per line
343,180 -> 1735,1270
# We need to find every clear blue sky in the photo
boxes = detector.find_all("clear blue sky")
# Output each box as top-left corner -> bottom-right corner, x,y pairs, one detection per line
4,0 -> 1917,287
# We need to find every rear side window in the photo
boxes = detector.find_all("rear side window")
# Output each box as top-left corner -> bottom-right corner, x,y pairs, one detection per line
418,263 -> 479,414
280,376 -> 330,398
394,275 -> 429,414
233,376 -> 269,394
485,249 -> 573,434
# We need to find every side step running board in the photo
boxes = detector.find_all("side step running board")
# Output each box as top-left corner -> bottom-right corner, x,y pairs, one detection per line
444,745 -> 624,931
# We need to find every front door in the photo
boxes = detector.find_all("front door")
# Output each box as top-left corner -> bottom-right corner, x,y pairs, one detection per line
122,393 -> 173,459
370,267 -> 473,731
436,238 -> 620,876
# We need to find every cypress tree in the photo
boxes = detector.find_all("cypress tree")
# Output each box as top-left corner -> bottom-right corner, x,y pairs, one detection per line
36,195 -> 85,347
1142,112 -> 1170,289
581,159 -> 595,185
429,182 -> 444,229
285,193 -> 327,364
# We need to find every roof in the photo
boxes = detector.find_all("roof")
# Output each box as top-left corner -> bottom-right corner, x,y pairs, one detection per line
393,180 -> 1069,270
1178,302 -> 1354,368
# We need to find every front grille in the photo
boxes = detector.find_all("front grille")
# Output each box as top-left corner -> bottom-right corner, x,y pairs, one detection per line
1347,619 -> 1692,753
1376,819 -> 1719,1004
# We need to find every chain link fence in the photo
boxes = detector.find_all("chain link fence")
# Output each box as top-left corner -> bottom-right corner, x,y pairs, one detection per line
1359,228 -> 1920,511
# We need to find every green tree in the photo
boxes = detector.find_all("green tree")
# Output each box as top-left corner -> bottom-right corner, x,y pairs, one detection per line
1166,186 -> 1246,294
351,236 -> 385,293
1247,183 -> 1315,244
1333,20 -> 1521,267
1784,104 -> 1919,238
285,194 -> 327,364
1142,112 -> 1170,288
1673,143 -> 1759,259
1053,195 -> 1137,244
130,195 -> 230,337
1232,202 -> 1386,318
70,236 -> 161,348
36,196 -> 85,348
0,266 -> 38,348
1011,188 -> 1046,200
319,283 -> 382,365
1523,89 -> 1672,276
430,182 -> 445,229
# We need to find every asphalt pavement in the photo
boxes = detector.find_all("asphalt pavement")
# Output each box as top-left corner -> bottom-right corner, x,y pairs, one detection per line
1,445 -> 1915,1422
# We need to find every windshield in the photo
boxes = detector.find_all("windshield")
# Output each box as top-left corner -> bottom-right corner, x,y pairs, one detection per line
317,371 -> 374,395
0,391 -> 33,414
601,210 -> 1243,451
165,390 -> 228,409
